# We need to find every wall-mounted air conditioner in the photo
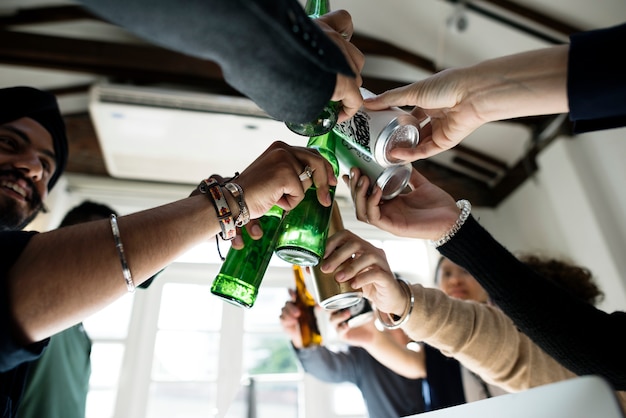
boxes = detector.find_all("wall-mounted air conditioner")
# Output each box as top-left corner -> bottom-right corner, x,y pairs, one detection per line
88,83 -> 305,185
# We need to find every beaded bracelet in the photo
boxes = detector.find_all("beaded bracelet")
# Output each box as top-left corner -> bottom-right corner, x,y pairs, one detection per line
109,214 -> 135,293
375,277 -> 414,329
224,182 -> 250,228
199,177 -> 236,240
429,199 -> 472,248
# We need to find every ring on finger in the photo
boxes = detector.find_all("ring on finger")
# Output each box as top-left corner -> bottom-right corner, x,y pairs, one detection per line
298,165 -> 315,181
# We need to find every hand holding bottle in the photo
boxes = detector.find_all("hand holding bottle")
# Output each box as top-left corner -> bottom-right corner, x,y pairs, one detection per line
235,141 -> 337,219
319,229 -> 405,317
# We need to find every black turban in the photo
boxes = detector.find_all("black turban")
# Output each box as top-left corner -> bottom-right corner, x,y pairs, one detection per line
0,86 -> 68,191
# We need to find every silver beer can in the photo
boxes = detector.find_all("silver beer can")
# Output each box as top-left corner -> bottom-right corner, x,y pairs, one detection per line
333,87 -> 421,167
335,137 -> 412,200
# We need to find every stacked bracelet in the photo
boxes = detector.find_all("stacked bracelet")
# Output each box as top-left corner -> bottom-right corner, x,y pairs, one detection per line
375,277 -> 414,330
109,214 -> 135,293
224,182 -> 250,227
199,177 -> 236,240
429,199 -> 472,248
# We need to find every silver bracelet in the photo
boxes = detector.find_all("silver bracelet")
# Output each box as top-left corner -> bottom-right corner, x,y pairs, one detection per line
109,214 -> 135,293
430,199 -> 472,248
224,182 -> 250,227
375,277 -> 414,330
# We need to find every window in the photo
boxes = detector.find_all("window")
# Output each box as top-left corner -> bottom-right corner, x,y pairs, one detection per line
83,235 -> 431,417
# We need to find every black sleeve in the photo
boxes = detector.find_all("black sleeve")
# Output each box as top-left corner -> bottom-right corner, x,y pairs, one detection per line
80,0 -> 355,124
439,216 -> 626,390
567,22 -> 626,133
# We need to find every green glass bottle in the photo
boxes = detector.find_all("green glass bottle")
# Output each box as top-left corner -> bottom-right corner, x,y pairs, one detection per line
284,0 -> 339,137
211,205 -> 284,308
274,131 -> 340,266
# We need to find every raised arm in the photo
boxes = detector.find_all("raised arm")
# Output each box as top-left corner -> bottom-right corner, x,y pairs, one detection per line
7,141 -> 336,345
364,22 -> 626,161
80,0 -> 364,124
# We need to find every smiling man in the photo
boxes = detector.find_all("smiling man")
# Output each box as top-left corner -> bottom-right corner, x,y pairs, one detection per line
0,87 -> 67,231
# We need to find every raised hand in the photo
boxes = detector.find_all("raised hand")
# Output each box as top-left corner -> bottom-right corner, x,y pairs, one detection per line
236,141 -> 337,219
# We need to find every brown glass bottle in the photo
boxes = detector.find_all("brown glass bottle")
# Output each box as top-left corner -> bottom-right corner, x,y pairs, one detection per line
292,264 -> 322,348
310,201 -> 363,310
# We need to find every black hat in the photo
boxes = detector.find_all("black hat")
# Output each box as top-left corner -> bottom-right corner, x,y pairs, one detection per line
0,86 -> 68,190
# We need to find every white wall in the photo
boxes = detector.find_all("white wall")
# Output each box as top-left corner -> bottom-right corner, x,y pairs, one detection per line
473,132 -> 626,313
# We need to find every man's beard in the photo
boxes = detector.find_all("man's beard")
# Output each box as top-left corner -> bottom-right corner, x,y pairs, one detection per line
0,197 -> 43,231
0,170 -> 45,231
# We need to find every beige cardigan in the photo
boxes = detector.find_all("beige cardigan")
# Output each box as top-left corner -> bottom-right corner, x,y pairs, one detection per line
401,284 -> 626,412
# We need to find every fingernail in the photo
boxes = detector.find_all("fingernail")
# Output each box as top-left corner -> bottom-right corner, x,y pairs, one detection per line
251,224 -> 262,236
335,271 -> 345,281
357,177 -> 364,187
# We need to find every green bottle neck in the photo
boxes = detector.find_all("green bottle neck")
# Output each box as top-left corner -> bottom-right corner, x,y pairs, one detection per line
307,131 -> 339,177
266,205 -> 284,219
304,0 -> 331,18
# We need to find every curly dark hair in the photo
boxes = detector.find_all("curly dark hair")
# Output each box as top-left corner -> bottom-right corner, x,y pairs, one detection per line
517,254 -> 604,306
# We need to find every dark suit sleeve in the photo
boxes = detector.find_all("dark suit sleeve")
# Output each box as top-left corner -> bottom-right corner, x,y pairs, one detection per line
567,22 -> 626,133
80,0 -> 355,124
439,216 -> 626,391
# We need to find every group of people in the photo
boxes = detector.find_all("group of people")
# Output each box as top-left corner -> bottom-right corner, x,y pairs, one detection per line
1,0 -> 625,416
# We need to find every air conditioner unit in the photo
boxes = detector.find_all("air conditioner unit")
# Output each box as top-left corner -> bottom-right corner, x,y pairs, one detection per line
88,83 -> 306,185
